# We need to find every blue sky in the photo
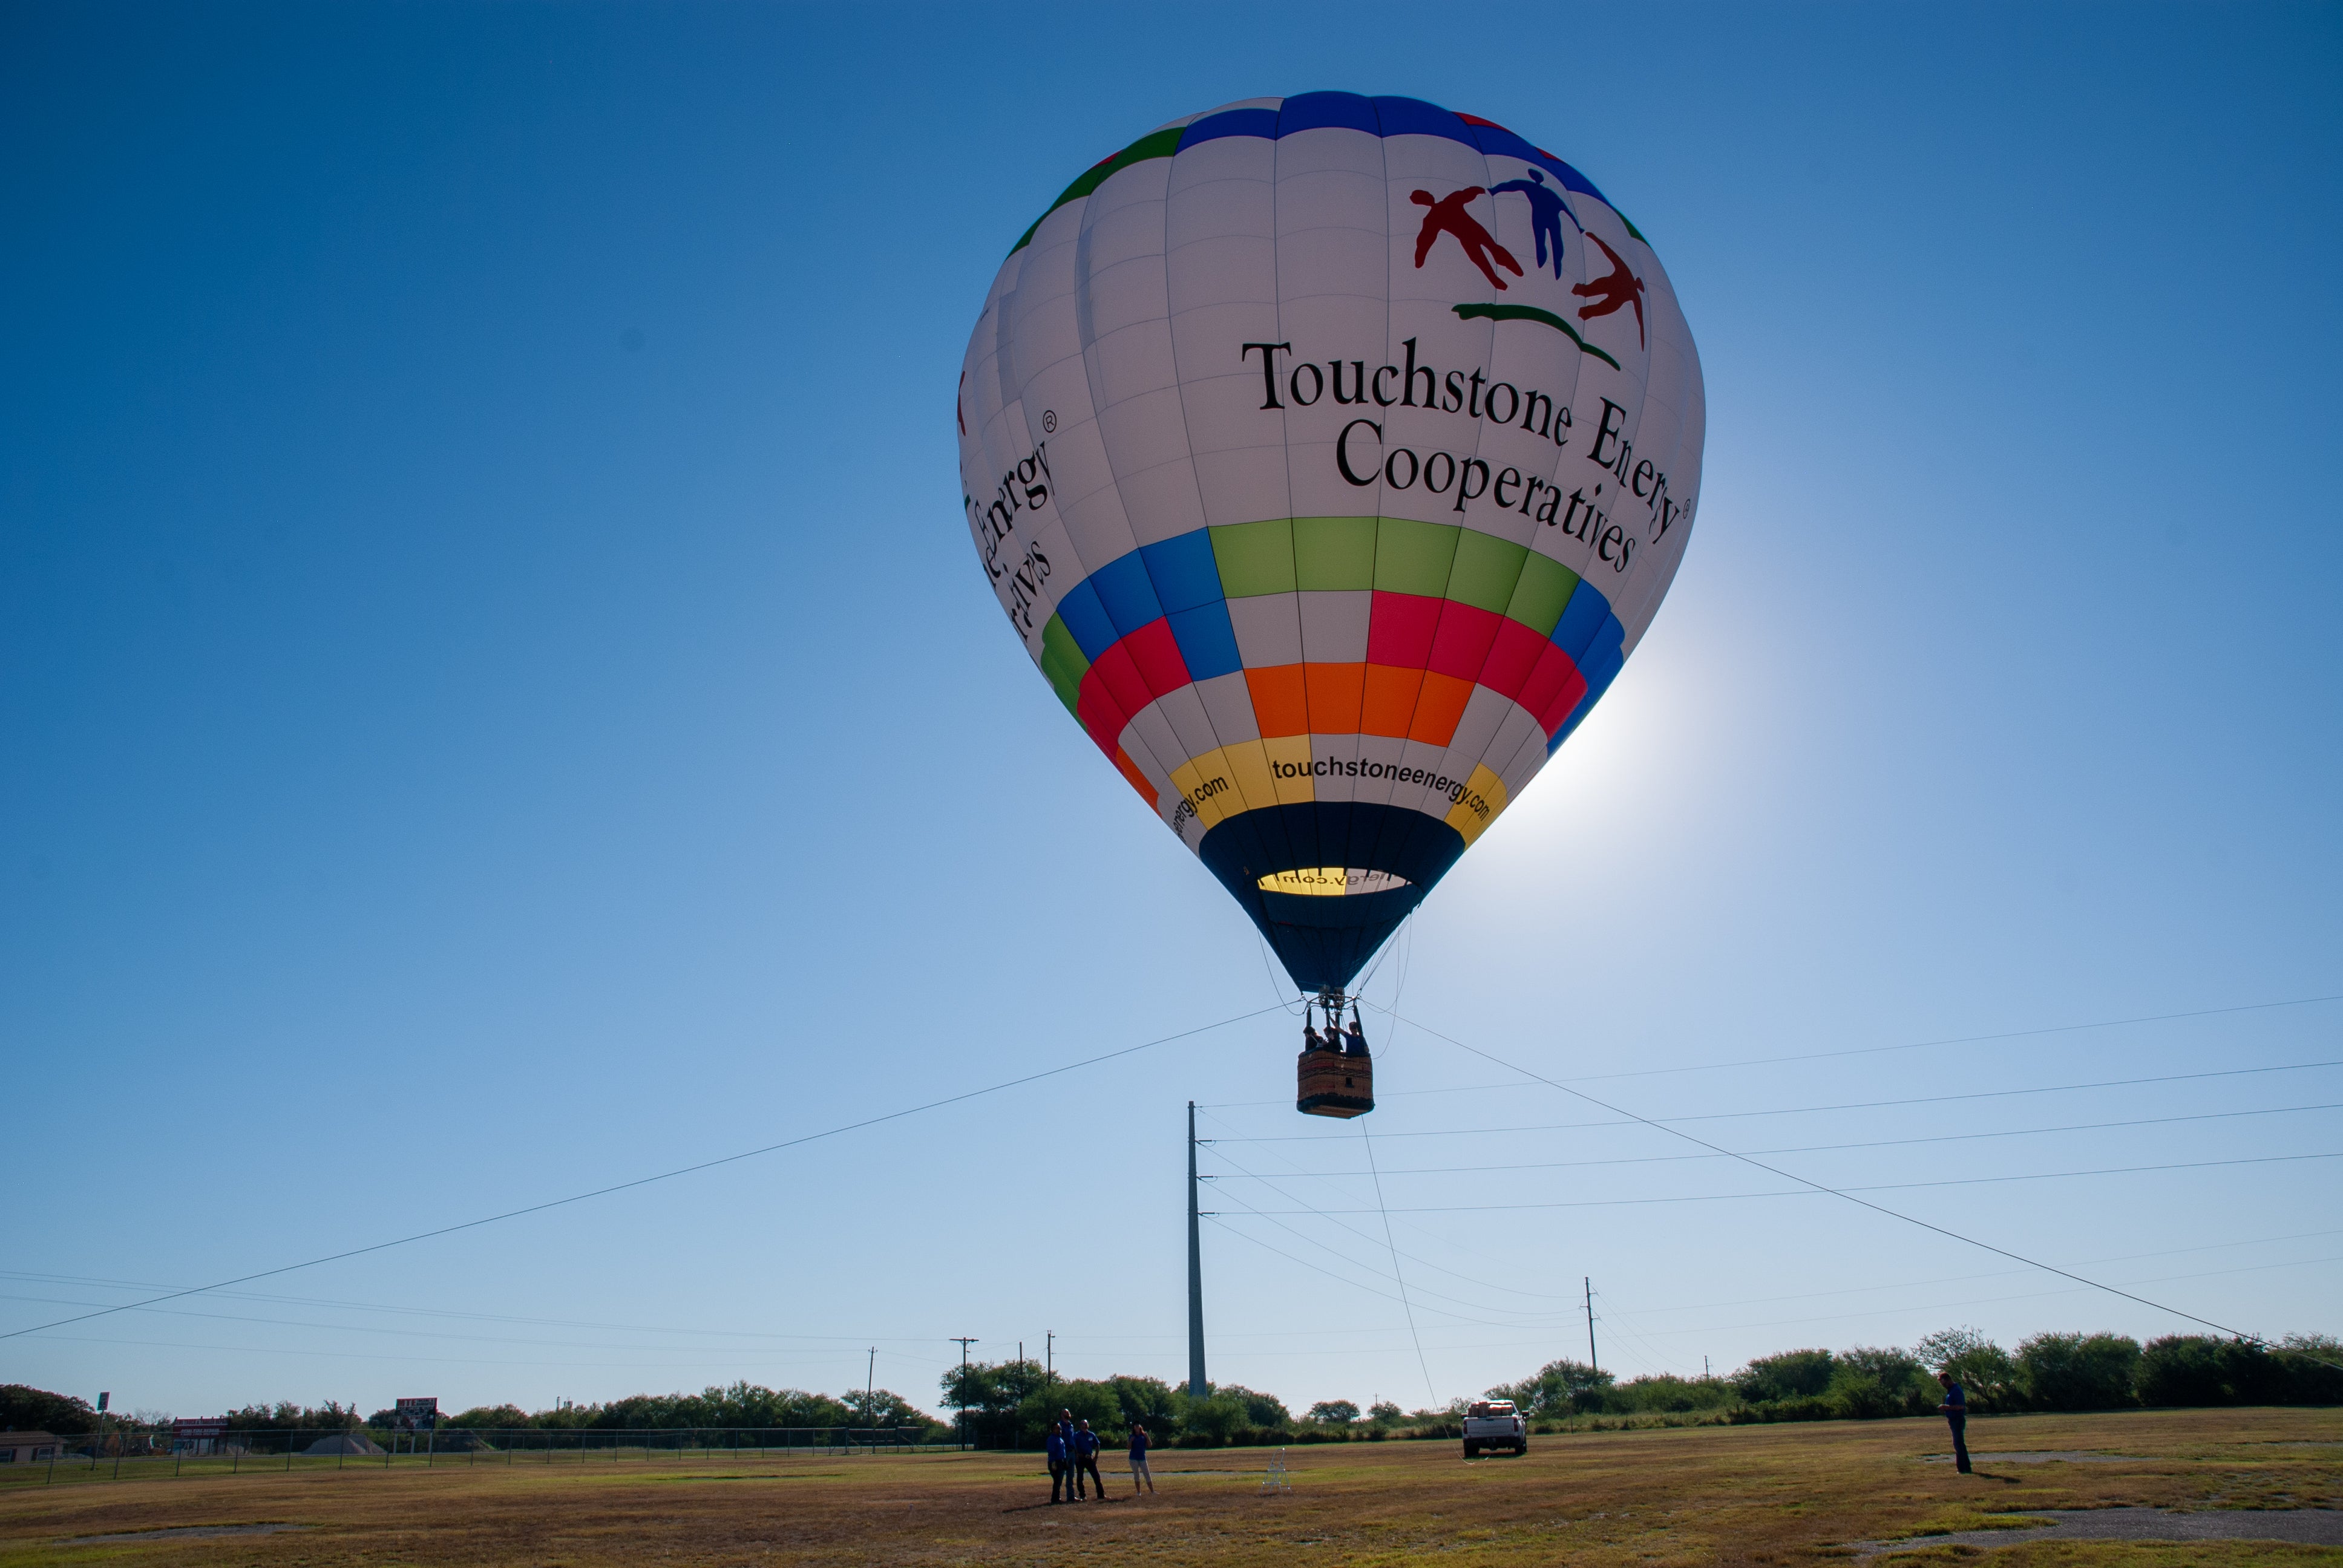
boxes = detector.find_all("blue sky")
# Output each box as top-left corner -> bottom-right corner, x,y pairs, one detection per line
4,1 -> 2338,1422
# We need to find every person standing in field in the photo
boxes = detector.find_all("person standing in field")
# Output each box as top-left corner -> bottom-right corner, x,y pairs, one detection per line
1044,1423 -> 1071,1503
1057,1410 -> 1083,1498
1936,1370 -> 1971,1473
1127,1421 -> 1155,1495
1074,1419 -> 1106,1501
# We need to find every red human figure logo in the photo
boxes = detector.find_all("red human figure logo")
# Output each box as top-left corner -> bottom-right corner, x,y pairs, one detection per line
1573,232 -> 1647,348
1411,188 -> 1523,291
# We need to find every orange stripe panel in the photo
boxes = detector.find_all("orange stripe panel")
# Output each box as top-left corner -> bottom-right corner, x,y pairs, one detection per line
1360,664 -> 1424,738
1303,662 -> 1366,735
1244,664 -> 1310,738
1408,671 -> 1475,746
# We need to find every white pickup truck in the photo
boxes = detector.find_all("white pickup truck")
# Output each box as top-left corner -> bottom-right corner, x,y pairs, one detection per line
1461,1398 -> 1527,1457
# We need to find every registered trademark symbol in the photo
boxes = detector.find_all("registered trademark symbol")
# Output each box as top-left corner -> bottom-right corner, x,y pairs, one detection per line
1041,409 -> 1058,433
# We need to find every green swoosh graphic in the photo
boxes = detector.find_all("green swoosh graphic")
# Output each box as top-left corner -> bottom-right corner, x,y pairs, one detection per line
1451,303 -> 1622,370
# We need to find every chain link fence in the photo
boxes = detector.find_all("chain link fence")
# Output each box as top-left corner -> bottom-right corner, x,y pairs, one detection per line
0,1426 -> 945,1487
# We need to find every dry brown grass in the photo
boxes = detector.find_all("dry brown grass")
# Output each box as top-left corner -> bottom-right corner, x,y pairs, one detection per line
1,1407 -> 2336,1566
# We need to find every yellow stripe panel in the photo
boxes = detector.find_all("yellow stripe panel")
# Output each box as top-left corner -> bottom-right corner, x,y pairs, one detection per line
1168,737 -> 1317,833
1445,764 -> 1509,845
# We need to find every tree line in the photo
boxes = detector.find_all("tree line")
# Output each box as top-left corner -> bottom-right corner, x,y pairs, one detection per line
6,1327 -> 2332,1448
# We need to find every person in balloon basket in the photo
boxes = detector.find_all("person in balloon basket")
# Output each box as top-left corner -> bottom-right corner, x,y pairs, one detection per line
1936,1370 -> 1971,1473
1074,1419 -> 1107,1500
1127,1420 -> 1155,1496
1343,1016 -> 1368,1056
1044,1423 -> 1071,1503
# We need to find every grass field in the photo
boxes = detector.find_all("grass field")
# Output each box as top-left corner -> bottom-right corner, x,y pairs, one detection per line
2,1407 -> 2337,1566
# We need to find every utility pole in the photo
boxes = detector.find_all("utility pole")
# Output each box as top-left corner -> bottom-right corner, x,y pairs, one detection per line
951,1338 -> 978,1451
1584,1278 -> 1599,1373
865,1348 -> 876,1432
1045,1331 -> 1054,1390
1187,1100 -> 1208,1397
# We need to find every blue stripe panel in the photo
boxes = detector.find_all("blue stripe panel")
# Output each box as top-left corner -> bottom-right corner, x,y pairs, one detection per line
1139,529 -> 1225,615
1089,550 -> 1165,637
1591,612 -> 1625,664
1167,601 -> 1244,681
1277,91 -> 1380,136
1178,106 -> 1279,149
1547,651 -> 1624,754
1550,579 -> 1613,661
1166,96 -> 1613,212
1055,578 -> 1118,661
1369,95 -> 1462,139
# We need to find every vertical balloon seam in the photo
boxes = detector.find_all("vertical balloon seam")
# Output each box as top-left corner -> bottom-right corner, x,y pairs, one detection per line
1368,96 -> 1457,894
1145,134 -> 1271,875
1385,99 -> 1510,877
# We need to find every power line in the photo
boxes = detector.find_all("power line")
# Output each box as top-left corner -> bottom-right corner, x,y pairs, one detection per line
1375,1004 -> 2333,1356
1199,1114 -> 1591,1310
1362,1122 -> 1436,1401
1227,1149 -> 2343,1210
1204,1063 -> 2343,1140
1198,991 -> 2343,1108
0,1004 -> 1286,1343
1206,1103 -> 2343,1178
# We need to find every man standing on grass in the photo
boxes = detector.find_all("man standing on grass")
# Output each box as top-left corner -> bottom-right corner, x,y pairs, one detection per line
1044,1423 -> 1070,1503
1936,1370 -> 1971,1474
1073,1419 -> 1106,1501
1057,1410 -> 1082,1498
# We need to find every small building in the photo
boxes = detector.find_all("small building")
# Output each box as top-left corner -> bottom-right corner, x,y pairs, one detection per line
0,1432 -> 62,1465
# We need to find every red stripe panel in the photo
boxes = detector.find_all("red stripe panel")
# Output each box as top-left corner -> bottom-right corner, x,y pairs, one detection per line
1478,618 -> 1549,705
1426,601 -> 1502,682
1075,619 -> 1194,755
1366,591 -> 1442,667
1091,636 -> 1153,720
1123,617 -> 1192,702
1076,669 -> 1129,755
1517,642 -> 1587,737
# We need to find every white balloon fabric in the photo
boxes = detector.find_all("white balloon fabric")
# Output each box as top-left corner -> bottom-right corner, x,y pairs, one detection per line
957,94 -> 1704,992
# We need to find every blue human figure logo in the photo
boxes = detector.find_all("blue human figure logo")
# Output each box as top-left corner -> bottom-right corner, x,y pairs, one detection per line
1487,167 -> 1581,279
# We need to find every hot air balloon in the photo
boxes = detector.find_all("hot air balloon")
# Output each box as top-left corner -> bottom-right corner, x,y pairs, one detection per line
957,94 -> 1703,1115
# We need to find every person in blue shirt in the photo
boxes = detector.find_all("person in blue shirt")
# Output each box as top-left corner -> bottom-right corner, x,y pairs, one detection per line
1936,1370 -> 1971,1473
1073,1419 -> 1106,1501
1043,1425 -> 1070,1503
1056,1410 -> 1082,1498
1127,1420 -> 1155,1495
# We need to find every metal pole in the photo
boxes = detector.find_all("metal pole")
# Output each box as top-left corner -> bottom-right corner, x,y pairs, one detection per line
1187,1101 -> 1208,1396
1045,1331 -> 1053,1391
867,1347 -> 876,1440
951,1338 -> 977,1451
1584,1278 -> 1598,1373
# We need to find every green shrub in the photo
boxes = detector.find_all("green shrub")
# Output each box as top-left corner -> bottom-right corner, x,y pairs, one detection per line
1733,1350 -> 1835,1403
2017,1332 -> 2141,1411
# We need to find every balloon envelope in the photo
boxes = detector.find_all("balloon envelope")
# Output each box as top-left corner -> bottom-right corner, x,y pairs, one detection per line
958,94 -> 1704,992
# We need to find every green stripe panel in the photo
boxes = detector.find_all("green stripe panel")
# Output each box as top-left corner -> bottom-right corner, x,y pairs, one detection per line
1445,528 -> 1527,615
1200,515 -> 1580,636
1208,517 -> 1296,598
1371,517 -> 1460,597
1038,613 -> 1089,716
1293,515 -> 1378,590
1008,128 -> 1186,257
1504,550 -> 1582,637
